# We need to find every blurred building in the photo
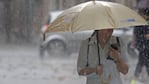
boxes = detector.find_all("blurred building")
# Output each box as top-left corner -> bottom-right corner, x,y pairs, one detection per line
48,0 -> 89,11
0,0 -> 140,44
48,0 -> 138,12
111,0 -> 137,9
0,0 -> 50,43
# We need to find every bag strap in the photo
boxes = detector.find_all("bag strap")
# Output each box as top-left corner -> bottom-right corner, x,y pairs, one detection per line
116,37 -> 120,46
86,38 -> 91,67
96,32 -> 100,65
86,32 -> 101,67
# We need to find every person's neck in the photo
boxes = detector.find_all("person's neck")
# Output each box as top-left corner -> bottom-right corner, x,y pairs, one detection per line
98,34 -> 111,48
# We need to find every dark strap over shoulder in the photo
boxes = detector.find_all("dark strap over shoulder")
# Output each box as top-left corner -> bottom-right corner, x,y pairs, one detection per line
86,38 -> 91,67
96,32 -> 100,65
86,33 -> 101,67
116,37 -> 120,46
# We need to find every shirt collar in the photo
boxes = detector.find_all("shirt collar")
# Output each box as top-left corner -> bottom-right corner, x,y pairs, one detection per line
88,33 -> 98,45
88,32 -> 112,45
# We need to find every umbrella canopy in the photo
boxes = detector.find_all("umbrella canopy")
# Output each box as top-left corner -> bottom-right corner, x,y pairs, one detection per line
45,1 -> 148,33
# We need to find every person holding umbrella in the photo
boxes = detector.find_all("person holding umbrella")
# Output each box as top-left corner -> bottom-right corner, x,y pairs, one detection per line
77,29 -> 129,84
130,0 -> 149,84
43,1 -> 147,83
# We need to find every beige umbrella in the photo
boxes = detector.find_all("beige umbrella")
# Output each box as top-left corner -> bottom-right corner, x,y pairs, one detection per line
45,0 -> 148,33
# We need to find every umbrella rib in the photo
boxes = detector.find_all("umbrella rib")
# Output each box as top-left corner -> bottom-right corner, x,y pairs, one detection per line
66,12 -> 79,32
104,6 -> 117,28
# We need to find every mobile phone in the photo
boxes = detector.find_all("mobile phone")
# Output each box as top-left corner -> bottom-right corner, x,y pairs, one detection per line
111,44 -> 119,50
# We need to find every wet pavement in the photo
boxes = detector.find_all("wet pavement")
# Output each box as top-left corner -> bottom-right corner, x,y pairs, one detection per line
0,44 -> 148,84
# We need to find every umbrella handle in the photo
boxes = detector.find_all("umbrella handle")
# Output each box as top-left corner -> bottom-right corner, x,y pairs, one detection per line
93,0 -> 96,1
93,0 -> 96,4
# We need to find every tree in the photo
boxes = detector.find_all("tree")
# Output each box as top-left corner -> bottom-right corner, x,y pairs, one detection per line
3,0 -> 12,42
0,0 -> 50,43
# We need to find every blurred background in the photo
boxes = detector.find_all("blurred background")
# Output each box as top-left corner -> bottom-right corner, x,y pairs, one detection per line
0,0 -> 147,84
0,0 -> 138,44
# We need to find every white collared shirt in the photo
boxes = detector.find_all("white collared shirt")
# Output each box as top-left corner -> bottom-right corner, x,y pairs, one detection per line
77,35 -> 125,84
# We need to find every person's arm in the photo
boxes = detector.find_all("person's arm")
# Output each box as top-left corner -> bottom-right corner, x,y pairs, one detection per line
109,47 -> 129,75
114,55 -> 128,75
78,67 -> 96,75
78,65 -> 103,76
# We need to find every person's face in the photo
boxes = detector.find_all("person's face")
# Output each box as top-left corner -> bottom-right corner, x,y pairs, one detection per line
98,29 -> 113,38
